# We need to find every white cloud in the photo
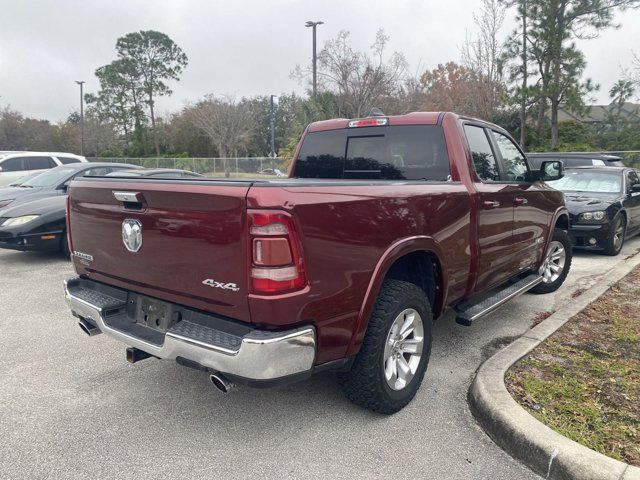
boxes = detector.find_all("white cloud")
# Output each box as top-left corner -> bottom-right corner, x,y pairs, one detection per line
0,0 -> 637,121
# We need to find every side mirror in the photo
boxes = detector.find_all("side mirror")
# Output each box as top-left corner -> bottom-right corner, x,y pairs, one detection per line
58,181 -> 70,192
631,184 -> 640,193
540,160 -> 563,181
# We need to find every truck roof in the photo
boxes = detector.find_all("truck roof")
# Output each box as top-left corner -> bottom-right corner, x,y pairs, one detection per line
307,112 -> 443,133
306,111 -> 505,134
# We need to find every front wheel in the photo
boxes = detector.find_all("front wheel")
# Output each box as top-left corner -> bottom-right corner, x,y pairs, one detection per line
338,279 -> 433,414
602,215 -> 626,256
530,228 -> 572,294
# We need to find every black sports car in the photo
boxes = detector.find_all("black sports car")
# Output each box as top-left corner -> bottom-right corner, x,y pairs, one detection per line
0,162 -> 138,210
528,152 -> 625,169
0,163 -> 137,254
0,195 -> 70,253
546,167 -> 640,255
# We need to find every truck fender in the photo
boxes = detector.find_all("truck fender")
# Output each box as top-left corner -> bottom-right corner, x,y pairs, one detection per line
540,207 -> 570,265
345,236 -> 449,358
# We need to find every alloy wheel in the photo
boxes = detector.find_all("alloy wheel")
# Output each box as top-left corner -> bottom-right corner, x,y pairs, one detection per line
540,240 -> 566,284
383,308 -> 424,391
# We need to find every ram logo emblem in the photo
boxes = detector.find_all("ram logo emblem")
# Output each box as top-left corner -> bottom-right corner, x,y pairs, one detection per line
122,219 -> 143,253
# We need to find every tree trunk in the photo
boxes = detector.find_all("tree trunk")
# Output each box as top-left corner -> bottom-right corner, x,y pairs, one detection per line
536,97 -> 546,138
148,91 -> 160,157
550,99 -> 559,149
519,0 -> 527,148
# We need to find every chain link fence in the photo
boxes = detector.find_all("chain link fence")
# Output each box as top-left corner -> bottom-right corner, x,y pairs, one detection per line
87,157 -> 290,178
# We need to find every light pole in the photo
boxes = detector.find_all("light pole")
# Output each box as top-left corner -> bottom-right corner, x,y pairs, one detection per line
269,95 -> 277,165
305,20 -> 324,96
75,80 -> 85,156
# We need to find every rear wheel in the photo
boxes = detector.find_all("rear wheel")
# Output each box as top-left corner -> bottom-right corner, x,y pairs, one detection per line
603,215 -> 626,256
338,279 -> 433,414
530,228 -> 572,294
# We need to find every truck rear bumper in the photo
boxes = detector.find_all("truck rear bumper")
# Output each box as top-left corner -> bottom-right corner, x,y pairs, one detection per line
63,277 -> 316,381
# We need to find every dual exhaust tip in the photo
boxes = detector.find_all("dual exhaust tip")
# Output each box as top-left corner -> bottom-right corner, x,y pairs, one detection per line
78,318 -> 234,394
78,318 -> 101,337
209,373 -> 234,394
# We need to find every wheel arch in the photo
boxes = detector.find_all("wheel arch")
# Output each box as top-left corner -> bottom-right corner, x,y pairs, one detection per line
346,236 -> 448,358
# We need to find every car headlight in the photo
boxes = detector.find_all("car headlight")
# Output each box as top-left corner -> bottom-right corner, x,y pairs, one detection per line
1,215 -> 40,227
579,211 -> 606,222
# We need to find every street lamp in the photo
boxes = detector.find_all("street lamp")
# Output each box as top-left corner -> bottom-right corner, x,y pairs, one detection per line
305,20 -> 324,96
75,80 -> 85,156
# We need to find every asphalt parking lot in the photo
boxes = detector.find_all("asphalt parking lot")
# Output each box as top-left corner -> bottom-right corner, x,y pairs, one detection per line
1,238 -> 639,480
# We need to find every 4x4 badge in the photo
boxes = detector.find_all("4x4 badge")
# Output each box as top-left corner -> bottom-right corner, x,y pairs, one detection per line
202,279 -> 240,292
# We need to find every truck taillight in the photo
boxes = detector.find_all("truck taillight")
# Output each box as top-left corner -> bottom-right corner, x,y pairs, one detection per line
248,210 -> 306,294
65,196 -> 73,255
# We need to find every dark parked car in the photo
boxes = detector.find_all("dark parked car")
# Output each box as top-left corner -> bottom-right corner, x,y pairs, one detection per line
106,168 -> 203,178
0,196 -> 70,254
0,162 -> 138,210
528,152 -> 625,169
0,163 -> 138,254
547,167 -> 640,255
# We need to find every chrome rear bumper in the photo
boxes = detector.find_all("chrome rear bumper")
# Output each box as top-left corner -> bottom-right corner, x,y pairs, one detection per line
64,277 -> 316,381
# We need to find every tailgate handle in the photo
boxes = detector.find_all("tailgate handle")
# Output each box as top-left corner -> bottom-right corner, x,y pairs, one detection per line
113,191 -> 144,210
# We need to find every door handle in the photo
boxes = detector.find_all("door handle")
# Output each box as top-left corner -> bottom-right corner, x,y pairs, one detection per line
483,200 -> 501,209
514,197 -> 528,206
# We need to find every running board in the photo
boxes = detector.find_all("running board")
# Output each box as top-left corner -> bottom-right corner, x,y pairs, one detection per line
455,274 -> 543,326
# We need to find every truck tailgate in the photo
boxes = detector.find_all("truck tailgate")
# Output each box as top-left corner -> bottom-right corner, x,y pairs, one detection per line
68,179 -> 252,322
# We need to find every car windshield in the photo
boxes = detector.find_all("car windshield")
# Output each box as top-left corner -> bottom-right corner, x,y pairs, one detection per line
547,170 -> 622,194
22,166 -> 76,187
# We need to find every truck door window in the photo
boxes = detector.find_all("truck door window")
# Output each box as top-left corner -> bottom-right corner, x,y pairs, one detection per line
492,132 -> 528,181
464,125 -> 500,182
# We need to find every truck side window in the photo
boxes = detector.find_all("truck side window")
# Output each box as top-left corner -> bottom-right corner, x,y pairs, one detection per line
464,125 -> 500,182
492,132 -> 528,181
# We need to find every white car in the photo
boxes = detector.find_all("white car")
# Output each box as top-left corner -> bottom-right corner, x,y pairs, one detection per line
0,151 -> 88,187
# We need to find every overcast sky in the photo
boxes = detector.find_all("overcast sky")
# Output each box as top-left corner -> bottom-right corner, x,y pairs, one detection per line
1,0 -> 639,122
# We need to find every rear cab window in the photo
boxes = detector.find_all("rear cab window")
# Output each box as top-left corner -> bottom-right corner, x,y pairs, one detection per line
293,125 -> 450,181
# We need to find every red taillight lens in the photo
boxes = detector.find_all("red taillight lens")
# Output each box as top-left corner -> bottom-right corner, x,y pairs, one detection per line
248,210 -> 306,294
65,196 -> 73,255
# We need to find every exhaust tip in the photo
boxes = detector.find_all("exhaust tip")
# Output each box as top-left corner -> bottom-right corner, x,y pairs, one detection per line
210,373 -> 234,394
78,318 -> 101,337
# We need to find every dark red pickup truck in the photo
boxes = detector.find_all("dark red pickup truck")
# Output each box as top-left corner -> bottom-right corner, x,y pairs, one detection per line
64,112 -> 571,413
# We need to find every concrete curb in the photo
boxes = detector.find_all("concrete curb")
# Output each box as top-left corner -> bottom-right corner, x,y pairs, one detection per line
469,249 -> 640,480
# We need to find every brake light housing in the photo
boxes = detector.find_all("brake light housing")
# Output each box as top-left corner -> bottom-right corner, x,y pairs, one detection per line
248,210 -> 306,294
348,117 -> 388,128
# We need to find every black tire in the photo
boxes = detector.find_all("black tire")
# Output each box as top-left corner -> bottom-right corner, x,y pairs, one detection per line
338,279 -> 433,414
61,231 -> 71,259
602,215 -> 626,256
530,228 -> 572,294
